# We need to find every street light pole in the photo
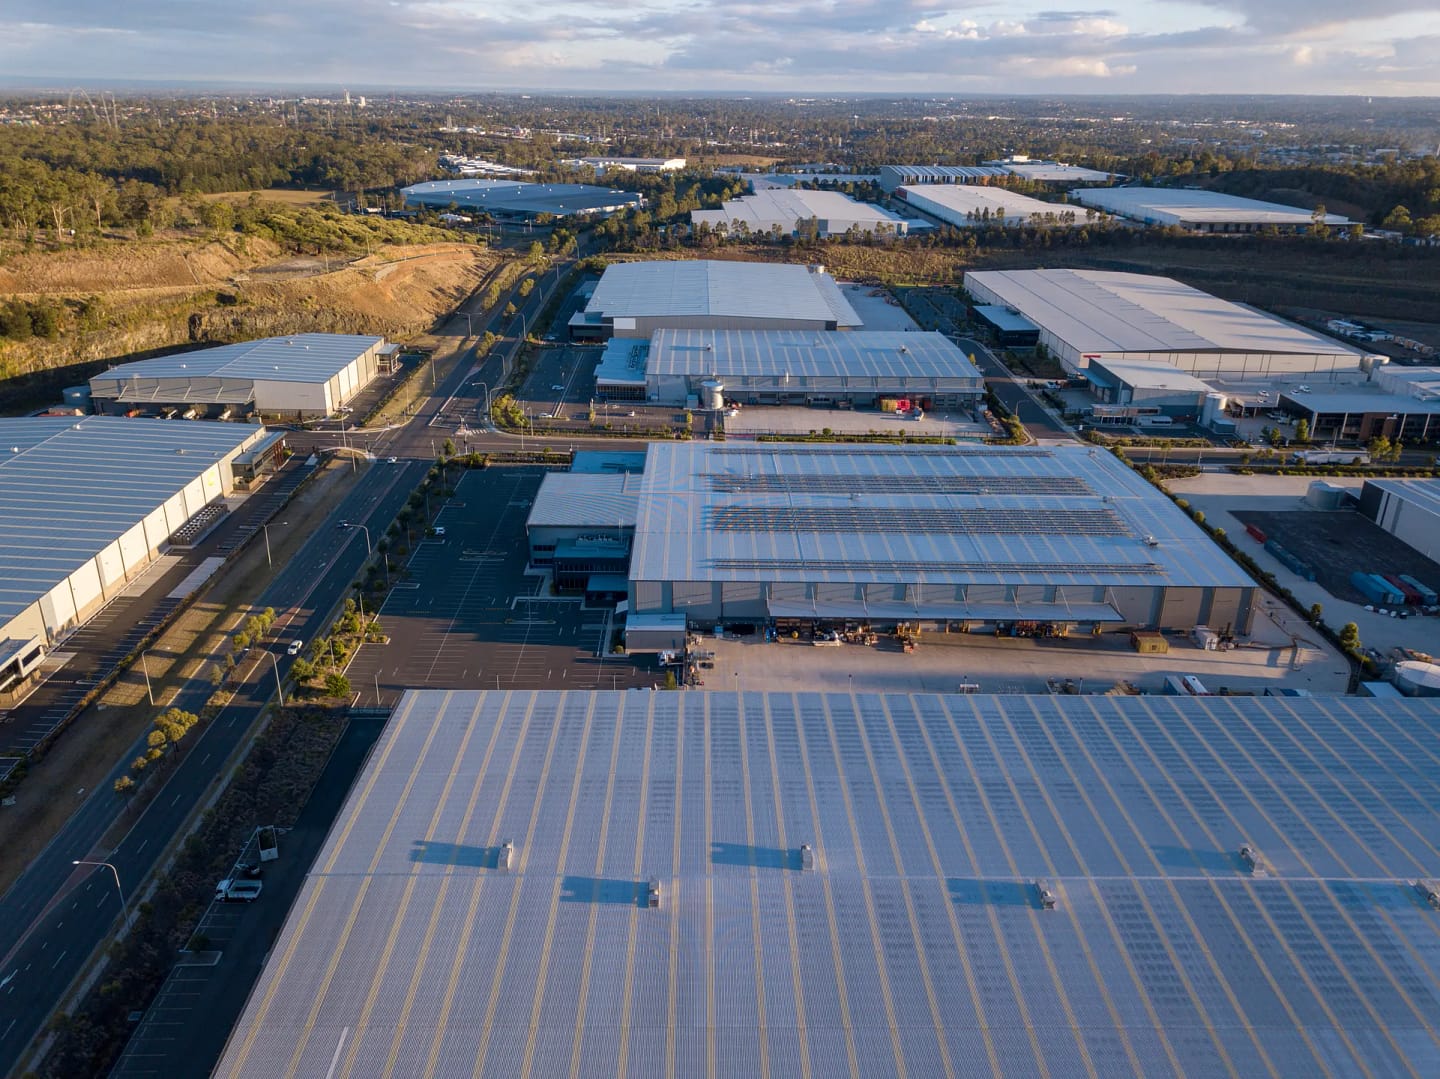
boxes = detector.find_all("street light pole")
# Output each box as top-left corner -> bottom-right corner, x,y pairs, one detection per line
140,650 -> 154,706
262,523 -> 273,568
73,860 -> 124,908
355,524 -> 371,556
269,653 -> 285,707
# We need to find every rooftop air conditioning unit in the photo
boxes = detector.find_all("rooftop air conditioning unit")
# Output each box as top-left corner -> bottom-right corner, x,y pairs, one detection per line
800,844 -> 815,871
498,840 -> 514,871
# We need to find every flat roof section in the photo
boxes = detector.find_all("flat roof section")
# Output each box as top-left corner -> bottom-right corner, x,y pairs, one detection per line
93,334 -> 384,386
1074,187 -> 1351,227
1088,358 -> 1216,393
215,688 -> 1440,1079
646,329 -> 982,381
630,442 -> 1252,589
526,472 -> 641,530
593,338 -> 650,387
964,269 -> 1373,360
583,260 -> 862,328
973,305 -> 1039,333
1365,478 -> 1440,517
0,418 -> 265,623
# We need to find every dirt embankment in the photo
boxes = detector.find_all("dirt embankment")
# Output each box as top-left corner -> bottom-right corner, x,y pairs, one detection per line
0,236 -> 499,389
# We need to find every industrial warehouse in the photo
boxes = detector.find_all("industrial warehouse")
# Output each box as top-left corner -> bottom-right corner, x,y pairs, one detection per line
896,184 -> 1079,228
526,442 -> 1255,647
963,269 -> 1378,379
690,188 -> 909,237
569,260 -> 862,340
401,178 -> 643,219
215,687 -> 1440,1079
0,417 -> 279,693
594,329 -> 984,408
1070,187 -> 1352,233
1359,479 -> 1440,564
88,334 -> 390,421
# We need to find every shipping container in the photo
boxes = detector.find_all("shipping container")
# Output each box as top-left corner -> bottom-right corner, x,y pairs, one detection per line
1350,571 -> 1404,607
1264,539 -> 1317,581
1382,574 -> 1424,606
1398,575 -> 1439,606
1245,523 -> 1267,543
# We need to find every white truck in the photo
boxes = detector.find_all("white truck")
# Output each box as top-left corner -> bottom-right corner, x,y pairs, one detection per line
1292,449 -> 1370,465
215,878 -> 263,903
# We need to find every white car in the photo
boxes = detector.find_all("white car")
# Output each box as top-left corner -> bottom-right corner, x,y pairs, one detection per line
550,384 -> 565,392
433,526 -> 446,538
286,640 -> 304,656
386,456 -> 398,464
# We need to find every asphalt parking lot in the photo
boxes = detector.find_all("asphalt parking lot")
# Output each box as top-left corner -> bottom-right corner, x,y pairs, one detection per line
346,466 -> 653,701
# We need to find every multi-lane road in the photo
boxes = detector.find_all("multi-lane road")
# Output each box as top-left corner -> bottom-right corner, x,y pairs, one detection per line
0,240 -> 588,1075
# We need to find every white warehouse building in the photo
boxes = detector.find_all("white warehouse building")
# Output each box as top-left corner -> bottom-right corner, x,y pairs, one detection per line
569,260 -> 861,340
0,417 -> 278,693
963,269 -> 1377,379
896,184 -> 1080,228
691,189 -> 909,238
1070,188 -> 1351,233
89,334 -> 389,420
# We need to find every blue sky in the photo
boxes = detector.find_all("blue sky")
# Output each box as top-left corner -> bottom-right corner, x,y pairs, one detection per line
4,1 -> 1439,95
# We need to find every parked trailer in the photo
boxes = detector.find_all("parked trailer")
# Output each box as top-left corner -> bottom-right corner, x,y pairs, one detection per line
1382,574 -> 1424,606
1350,571 -> 1404,607
1398,575 -> 1439,606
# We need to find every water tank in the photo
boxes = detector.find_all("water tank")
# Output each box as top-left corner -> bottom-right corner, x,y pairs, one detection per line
1394,661 -> 1440,698
699,379 -> 724,411
1304,481 -> 1349,510
63,385 -> 92,410
1200,392 -> 1227,427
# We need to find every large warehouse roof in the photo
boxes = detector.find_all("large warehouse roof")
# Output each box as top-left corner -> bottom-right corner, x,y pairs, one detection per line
630,443 -> 1251,589
964,270 -> 1372,360
897,184 -> 1079,227
402,179 -> 642,216
216,688 -> 1440,1079
996,160 -> 1118,183
691,189 -> 908,235
0,418 -> 265,623
1073,187 -> 1351,228
1365,477 -> 1440,516
583,260 -> 861,328
647,329 -> 982,381
93,334 -> 384,386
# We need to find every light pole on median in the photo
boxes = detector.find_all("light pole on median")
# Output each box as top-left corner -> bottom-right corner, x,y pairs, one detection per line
462,312 -> 473,337
269,652 -> 285,707
73,860 -> 124,908
354,524 -> 371,556
262,522 -> 273,568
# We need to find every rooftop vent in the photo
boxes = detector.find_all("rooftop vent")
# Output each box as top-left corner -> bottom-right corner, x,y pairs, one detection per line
1239,844 -> 1266,875
498,840 -> 514,871
1413,880 -> 1440,909
800,844 -> 815,871
1144,535 -> 1160,547
647,879 -> 661,909
1035,880 -> 1058,910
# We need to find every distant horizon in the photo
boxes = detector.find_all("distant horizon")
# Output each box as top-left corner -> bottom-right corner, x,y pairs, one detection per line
0,78 -> 1437,103
3,2 -> 1440,98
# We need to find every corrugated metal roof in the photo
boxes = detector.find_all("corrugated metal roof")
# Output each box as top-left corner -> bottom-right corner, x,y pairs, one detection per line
527,473 -> 641,529
1283,390 -> 1440,415
647,329 -> 982,381
964,269 -> 1371,359
584,261 -> 862,328
91,334 -> 383,386
1074,188 -> 1352,226
629,443 -> 1252,589
215,688 -> 1440,1079
0,418 -> 267,624
900,185 -> 1079,227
